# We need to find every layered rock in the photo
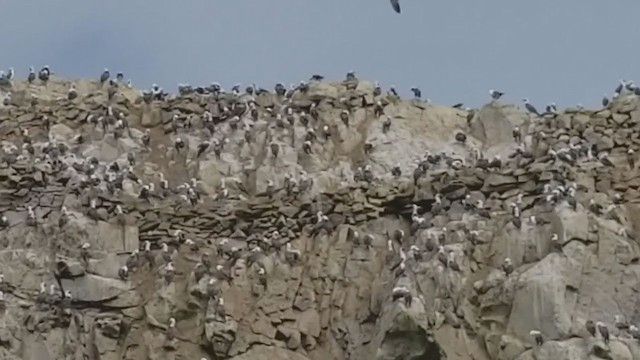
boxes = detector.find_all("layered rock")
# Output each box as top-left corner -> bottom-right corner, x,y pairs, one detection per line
0,74 -> 637,360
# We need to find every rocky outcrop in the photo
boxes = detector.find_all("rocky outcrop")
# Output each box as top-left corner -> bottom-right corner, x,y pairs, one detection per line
0,73 -> 638,360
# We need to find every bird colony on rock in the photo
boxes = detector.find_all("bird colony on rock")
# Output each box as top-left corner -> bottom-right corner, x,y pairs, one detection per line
0,67 -> 638,359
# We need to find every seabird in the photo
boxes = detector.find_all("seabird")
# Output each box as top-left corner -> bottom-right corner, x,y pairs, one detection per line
27,67 -> 35,83
196,141 -> 210,158
285,243 -> 301,264
615,80 -> 626,95
48,284 -> 59,305
512,126 -> 521,143
489,155 -> 502,169
437,246 -> 448,266
174,137 -> 185,152
390,0 -> 401,13
455,132 -> 467,144
340,110 -> 350,127
207,278 -> 220,298
80,242 -> 91,265
522,99 -> 540,116
502,258 -> 514,275
374,100 -> 384,117
118,265 -> 128,280
410,87 -> 421,99
100,68 -> 110,84
585,320 -> 596,337
322,125 -> 331,140
392,229 -> 405,244
382,116 -> 391,133
270,142 -> 279,158
163,262 -> 175,284
489,89 -> 504,100
597,322 -> 609,344
58,206 -> 69,228
165,317 -> 176,345
448,256 -> 460,271
143,241 -> 155,268
627,148 -> 635,169
475,200 -> 491,218
391,286 -> 412,306
362,234 -> 374,247
39,65 -> 50,82
257,267 -> 267,289
566,188 -> 577,211
265,180 -> 275,198
161,243 -> 172,264
589,199 -> 603,215
602,94 -> 610,107
391,165 -> 401,178
364,141 -> 374,155
26,206 -> 37,227
529,330 -> 543,346
66,84 -> 80,102
0,215 -> 9,229
599,152 -> 615,167
550,233 -> 563,252
216,297 -> 226,320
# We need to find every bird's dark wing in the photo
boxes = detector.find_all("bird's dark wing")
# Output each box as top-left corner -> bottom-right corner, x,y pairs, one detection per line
390,0 -> 401,13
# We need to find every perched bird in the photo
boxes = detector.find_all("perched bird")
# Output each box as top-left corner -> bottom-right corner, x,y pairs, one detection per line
118,265 -> 129,280
530,330 -> 543,346
627,148 -> 635,169
502,258 -> 514,275
27,67 -> 36,84
512,126 -> 521,143
141,129 -> 150,148
382,116 -> 391,133
585,320 -> 596,337
100,68 -> 110,84
597,322 -> 609,344
489,89 -> 504,100
599,152 -> 615,167
522,99 -> 540,116
455,132 -> 467,144
196,141 -> 210,158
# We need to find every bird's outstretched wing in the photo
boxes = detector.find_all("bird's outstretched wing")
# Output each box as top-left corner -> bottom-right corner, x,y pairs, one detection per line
390,0 -> 401,13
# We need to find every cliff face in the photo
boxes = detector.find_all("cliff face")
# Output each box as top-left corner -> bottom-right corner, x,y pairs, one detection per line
0,74 -> 639,360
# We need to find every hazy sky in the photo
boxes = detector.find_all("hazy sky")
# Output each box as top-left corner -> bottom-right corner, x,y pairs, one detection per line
2,1 -> 639,108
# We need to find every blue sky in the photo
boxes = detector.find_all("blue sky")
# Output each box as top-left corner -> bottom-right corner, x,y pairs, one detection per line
1,1 -> 639,108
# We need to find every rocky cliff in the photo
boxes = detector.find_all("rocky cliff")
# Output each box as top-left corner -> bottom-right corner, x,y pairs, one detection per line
0,72 -> 639,360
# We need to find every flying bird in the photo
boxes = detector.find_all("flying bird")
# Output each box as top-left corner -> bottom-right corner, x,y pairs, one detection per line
390,0 -> 400,13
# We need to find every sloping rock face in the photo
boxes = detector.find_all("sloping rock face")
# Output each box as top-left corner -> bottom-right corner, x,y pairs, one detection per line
0,74 -> 638,360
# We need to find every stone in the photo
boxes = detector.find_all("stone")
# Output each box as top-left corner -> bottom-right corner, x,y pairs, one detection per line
61,274 -> 142,307
469,103 -> 527,147
140,103 -> 163,127
297,309 -> 321,338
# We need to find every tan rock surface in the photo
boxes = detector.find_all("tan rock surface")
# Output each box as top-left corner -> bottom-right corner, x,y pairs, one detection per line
0,74 -> 638,359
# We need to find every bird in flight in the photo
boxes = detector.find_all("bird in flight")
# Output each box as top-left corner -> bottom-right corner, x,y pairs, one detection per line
390,0 -> 401,13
